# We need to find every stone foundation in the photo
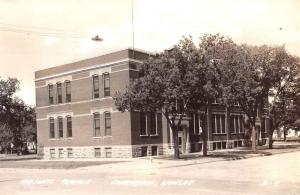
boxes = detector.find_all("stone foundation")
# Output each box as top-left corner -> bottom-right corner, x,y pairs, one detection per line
41,144 -> 170,159
39,139 -> 247,159
42,145 -> 134,159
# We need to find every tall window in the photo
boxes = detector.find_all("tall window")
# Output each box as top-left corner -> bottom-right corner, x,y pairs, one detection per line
235,115 -> 239,133
230,115 -> 244,133
212,114 -> 226,134
104,112 -> 111,136
194,113 -> 205,134
58,117 -> 63,138
57,83 -> 62,103
139,112 -> 159,136
93,75 -> 99,98
93,113 -> 100,137
103,73 -> 110,97
65,81 -> 71,102
149,112 -> 157,135
48,84 -> 54,104
49,117 -> 55,138
67,116 -> 72,137
140,112 -> 147,135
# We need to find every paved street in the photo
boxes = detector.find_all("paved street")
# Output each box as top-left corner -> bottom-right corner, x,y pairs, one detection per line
0,151 -> 299,195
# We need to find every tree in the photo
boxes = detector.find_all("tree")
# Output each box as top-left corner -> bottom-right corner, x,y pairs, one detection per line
115,35 -> 230,158
253,46 -> 299,148
185,34 -> 238,155
0,77 -> 36,154
224,45 -> 263,151
115,37 -> 205,159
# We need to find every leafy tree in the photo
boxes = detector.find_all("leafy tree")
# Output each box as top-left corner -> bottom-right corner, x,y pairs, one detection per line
115,35 -> 230,158
115,37 -> 204,159
0,77 -> 36,154
196,34 -> 248,153
266,51 -> 299,147
224,45 -> 263,150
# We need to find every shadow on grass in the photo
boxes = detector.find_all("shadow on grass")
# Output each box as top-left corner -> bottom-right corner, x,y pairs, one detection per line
157,143 -> 300,162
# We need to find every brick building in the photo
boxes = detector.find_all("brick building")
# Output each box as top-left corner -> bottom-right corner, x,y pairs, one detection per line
35,48 -> 269,159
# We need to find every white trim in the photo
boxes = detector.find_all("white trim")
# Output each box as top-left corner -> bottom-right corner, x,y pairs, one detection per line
90,107 -> 113,115
35,58 -> 142,82
47,111 -> 73,119
111,68 -> 140,74
238,115 -> 241,133
89,67 -> 111,76
193,114 -> 196,134
35,68 -> 140,89
46,75 -> 72,86
37,109 -> 119,121
127,47 -> 156,56
36,97 -> 113,109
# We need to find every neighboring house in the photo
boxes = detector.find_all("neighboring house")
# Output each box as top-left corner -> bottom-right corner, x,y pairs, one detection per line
273,128 -> 300,139
35,48 -> 270,159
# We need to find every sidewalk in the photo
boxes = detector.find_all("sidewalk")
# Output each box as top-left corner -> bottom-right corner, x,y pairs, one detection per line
84,142 -> 300,173
142,142 -> 300,168
0,142 -> 299,171
0,154 -> 38,161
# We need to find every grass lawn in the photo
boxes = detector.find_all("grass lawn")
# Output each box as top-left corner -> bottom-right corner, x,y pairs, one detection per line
0,160 -> 124,169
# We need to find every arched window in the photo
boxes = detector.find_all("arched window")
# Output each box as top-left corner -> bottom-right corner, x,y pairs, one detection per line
93,75 -> 99,98
57,82 -> 62,103
65,80 -> 71,102
48,84 -> 54,104
93,113 -> 100,137
104,112 -> 111,136
103,73 -> 110,97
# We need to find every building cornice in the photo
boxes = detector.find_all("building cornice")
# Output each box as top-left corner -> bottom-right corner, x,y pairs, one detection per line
35,58 -> 142,82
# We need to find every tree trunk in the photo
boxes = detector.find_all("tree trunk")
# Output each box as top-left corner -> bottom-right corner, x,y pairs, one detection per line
172,128 -> 180,159
203,138 -> 208,156
268,128 -> 274,149
283,127 -> 287,142
251,123 -> 256,151
202,128 -> 208,156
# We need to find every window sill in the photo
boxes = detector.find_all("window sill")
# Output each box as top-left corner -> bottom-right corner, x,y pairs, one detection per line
140,135 -> 148,137
48,138 -> 57,140
103,135 -> 112,138
212,133 -> 227,135
150,134 -> 158,137
92,136 -> 102,139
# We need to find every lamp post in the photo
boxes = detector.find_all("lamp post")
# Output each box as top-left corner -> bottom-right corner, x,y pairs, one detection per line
91,35 -> 103,42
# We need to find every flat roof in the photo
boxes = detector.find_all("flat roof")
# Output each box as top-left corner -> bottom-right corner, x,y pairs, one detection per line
35,48 -> 153,80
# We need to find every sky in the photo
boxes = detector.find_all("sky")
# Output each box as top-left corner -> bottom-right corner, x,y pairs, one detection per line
0,0 -> 299,106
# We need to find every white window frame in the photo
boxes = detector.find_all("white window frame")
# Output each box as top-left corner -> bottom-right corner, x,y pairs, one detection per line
212,113 -> 226,134
140,112 -> 148,136
58,148 -> 63,158
194,113 -> 204,135
150,113 -> 158,136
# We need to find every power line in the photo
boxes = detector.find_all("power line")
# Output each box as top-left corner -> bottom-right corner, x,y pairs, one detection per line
0,22 -> 88,38
0,22 -> 86,34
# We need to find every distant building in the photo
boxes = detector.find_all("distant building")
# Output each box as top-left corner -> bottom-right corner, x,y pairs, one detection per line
35,49 -> 269,159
